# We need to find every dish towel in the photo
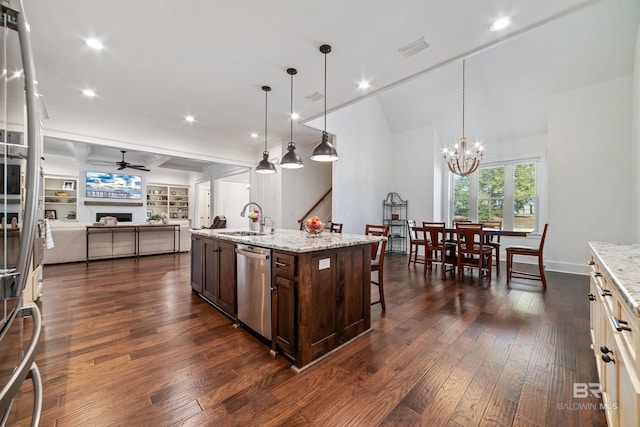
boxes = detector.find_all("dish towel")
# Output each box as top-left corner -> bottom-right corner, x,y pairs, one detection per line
44,218 -> 55,249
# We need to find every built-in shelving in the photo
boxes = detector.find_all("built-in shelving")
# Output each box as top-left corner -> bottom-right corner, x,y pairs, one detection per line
147,184 -> 189,220
44,177 -> 77,220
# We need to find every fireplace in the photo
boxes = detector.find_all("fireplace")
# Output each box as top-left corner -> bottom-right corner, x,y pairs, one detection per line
96,212 -> 133,222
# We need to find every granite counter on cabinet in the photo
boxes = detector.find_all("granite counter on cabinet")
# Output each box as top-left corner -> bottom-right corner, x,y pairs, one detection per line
589,241 -> 640,317
190,228 -> 385,370
190,228 -> 385,252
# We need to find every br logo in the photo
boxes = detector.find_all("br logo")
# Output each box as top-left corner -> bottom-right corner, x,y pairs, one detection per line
573,383 -> 602,398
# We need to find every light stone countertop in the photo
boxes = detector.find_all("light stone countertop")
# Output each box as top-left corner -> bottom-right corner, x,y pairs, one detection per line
190,228 -> 385,253
589,241 -> 640,317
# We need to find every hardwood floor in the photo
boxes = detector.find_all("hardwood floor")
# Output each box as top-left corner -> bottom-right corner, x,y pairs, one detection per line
9,252 -> 606,426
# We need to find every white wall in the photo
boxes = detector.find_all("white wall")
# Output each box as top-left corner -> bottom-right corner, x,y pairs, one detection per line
327,96 -> 393,234
547,75 -> 633,273
280,142 -> 332,229
391,125 -> 440,223
214,176 -> 250,229
633,24 -> 640,242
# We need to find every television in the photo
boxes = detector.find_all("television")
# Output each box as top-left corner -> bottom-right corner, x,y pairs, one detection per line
0,164 -> 21,195
86,172 -> 142,199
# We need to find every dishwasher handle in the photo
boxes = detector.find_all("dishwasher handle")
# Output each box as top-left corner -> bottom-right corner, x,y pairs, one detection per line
236,247 -> 270,260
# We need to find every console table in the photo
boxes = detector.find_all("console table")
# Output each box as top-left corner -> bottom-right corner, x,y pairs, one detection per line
86,224 -> 180,262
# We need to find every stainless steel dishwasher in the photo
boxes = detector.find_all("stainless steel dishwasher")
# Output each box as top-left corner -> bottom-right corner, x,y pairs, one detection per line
236,244 -> 272,340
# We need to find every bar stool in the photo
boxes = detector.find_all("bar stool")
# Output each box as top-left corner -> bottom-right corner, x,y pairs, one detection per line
407,220 -> 426,267
365,224 -> 389,311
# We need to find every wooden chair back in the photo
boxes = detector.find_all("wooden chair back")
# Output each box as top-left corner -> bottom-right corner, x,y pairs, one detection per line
365,224 -> 389,263
422,222 -> 446,249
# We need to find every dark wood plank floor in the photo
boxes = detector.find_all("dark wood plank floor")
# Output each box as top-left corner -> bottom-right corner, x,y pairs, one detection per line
9,252 -> 606,426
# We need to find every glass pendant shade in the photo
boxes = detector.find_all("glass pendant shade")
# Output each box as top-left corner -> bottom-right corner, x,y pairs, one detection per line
255,85 -> 276,174
281,143 -> 304,169
256,151 -> 277,174
310,131 -> 339,162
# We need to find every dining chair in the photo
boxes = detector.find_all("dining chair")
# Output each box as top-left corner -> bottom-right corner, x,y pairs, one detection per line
423,221 -> 456,278
365,224 -> 389,311
479,219 -> 502,275
455,222 -> 492,283
407,220 -> 427,267
329,222 -> 343,233
506,223 -> 549,290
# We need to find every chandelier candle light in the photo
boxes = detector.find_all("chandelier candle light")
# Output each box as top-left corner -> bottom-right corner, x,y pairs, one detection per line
443,59 -> 484,176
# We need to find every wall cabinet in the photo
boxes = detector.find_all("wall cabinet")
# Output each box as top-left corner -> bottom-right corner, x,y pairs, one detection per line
589,245 -> 640,427
147,184 -> 189,220
202,238 -> 236,317
44,177 -> 77,220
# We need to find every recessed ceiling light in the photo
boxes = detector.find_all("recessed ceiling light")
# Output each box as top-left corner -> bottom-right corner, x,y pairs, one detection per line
86,38 -> 104,50
291,113 -> 300,120
358,81 -> 370,90
82,89 -> 96,97
250,132 -> 258,138
184,115 -> 195,123
490,16 -> 513,31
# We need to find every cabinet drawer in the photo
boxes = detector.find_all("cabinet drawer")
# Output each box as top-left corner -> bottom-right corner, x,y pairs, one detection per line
273,252 -> 297,278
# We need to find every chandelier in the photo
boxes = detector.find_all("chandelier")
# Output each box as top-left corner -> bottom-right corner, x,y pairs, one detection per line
443,59 -> 484,176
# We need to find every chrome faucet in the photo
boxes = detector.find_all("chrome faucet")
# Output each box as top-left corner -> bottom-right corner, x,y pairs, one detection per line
240,202 -> 264,234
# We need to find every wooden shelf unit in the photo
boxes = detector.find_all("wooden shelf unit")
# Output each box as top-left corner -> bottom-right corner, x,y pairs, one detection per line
44,177 -> 77,220
146,184 -> 189,220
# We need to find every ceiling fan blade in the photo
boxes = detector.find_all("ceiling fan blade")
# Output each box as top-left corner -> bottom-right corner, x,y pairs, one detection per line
129,165 -> 150,172
117,166 -> 126,170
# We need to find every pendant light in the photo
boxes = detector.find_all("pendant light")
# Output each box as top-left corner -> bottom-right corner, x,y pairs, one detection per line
280,68 -> 304,169
443,59 -> 484,176
255,85 -> 277,174
311,44 -> 339,162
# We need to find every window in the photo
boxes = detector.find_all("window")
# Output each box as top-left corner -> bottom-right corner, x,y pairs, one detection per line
451,159 -> 539,232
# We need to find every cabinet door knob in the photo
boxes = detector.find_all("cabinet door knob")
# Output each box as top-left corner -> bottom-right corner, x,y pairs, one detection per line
588,260 -> 595,266
600,346 -> 612,354
588,293 -> 596,301
212,248 -> 219,252
601,354 -> 615,364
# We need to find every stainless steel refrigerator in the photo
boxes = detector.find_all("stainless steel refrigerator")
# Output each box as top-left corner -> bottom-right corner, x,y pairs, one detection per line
0,1 -> 44,424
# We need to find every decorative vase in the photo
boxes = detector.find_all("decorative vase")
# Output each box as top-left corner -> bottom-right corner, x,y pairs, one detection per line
249,220 -> 260,231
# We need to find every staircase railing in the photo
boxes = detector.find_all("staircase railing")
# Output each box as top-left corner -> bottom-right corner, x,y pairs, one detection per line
297,188 -> 332,228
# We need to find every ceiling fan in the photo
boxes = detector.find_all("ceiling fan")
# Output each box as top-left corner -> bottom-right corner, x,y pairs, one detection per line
115,150 -> 150,172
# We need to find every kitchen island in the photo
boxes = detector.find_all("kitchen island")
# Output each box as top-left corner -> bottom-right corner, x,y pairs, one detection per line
190,228 -> 384,370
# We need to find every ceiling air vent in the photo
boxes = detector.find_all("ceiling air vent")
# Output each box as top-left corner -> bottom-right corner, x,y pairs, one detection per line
305,91 -> 325,102
398,37 -> 429,57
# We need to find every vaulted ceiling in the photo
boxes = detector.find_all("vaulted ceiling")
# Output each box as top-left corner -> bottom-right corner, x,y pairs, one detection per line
16,0 -> 639,173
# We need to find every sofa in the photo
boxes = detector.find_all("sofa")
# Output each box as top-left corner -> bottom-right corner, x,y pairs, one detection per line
43,220 -> 192,264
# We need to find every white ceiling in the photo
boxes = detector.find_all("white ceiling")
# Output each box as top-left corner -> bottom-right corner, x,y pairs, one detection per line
13,0 -> 640,172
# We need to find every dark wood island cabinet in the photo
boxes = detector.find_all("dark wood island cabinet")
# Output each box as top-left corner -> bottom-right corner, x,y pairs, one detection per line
191,229 -> 382,370
191,236 -> 236,317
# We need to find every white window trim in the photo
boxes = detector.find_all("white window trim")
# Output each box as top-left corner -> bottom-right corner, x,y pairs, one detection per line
447,152 -> 546,234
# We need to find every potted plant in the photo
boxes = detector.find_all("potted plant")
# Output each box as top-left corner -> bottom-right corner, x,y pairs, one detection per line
147,214 -> 163,225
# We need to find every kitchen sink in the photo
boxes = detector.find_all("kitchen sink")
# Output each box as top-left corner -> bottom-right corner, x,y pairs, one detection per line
219,230 -> 265,236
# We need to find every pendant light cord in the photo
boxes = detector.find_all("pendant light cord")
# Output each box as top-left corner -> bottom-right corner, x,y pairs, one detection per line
290,71 -> 294,144
324,50 -> 327,132
264,88 -> 268,152
462,59 -> 465,137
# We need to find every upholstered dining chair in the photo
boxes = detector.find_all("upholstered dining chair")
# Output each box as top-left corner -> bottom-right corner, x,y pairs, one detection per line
407,220 -> 427,267
365,224 -> 389,311
455,222 -> 492,283
329,222 -> 343,233
423,221 -> 456,278
480,219 -> 502,275
506,223 -> 549,290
